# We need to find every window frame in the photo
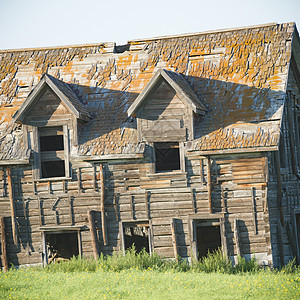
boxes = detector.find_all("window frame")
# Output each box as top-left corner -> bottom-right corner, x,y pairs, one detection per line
151,141 -> 185,174
32,124 -> 70,180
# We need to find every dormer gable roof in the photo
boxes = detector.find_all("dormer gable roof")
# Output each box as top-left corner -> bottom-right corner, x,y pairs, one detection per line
13,74 -> 91,123
127,69 -> 207,117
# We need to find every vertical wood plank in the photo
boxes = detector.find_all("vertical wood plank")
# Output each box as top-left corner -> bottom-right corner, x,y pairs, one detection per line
199,158 -> 204,184
191,188 -> 196,213
77,168 -> 81,194
88,210 -> 99,260
251,187 -> 258,235
68,196 -> 73,225
0,217 -> 8,271
7,167 -> 18,244
130,195 -> 134,220
274,152 -> 284,225
277,222 -> 285,267
38,197 -> 43,226
99,164 -> 107,245
22,199 -> 30,257
63,125 -> 70,178
207,158 -> 212,213
171,218 -> 179,260
114,194 -> 119,222
221,186 -> 227,213
220,218 -> 228,259
145,191 -> 150,219
233,219 -> 241,257
119,222 -> 125,255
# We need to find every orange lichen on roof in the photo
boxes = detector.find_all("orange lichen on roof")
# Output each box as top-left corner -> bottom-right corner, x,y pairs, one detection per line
0,22 -> 296,160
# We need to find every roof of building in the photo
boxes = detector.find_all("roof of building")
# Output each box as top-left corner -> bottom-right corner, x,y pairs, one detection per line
0,22 -> 298,162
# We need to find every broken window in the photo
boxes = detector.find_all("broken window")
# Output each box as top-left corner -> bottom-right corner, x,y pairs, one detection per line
195,219 -> 221,259
38,126 -> 69,178
46,232 -> 79,263
154,142 -> 180,172
122,222 -> 151,253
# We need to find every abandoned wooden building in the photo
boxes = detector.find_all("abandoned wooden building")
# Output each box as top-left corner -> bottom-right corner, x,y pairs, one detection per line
0,22 -> 300,269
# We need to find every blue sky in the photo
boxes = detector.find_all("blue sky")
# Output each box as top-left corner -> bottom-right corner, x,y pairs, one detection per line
0,0 -> 299,50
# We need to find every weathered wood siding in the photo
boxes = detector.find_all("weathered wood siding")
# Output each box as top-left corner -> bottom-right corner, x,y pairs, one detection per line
0,149 -> 272,266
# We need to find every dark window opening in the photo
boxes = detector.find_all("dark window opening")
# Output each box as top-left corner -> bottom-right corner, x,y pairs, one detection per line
46,232 -> 79,263
123,224 -> 150,253
40,135 -> 64,151
41,160 -> 65,178
154,142 -> 180,172
196,220 -> 221,259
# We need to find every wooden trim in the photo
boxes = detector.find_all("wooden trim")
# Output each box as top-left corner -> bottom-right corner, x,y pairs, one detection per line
63,125 -> 70,178
186,146 -> 278,157
0,217 -> 8,271
220,218 -> 228,259
0,158 -> 30,166
7,168 -> 18,244
119,222 -> 125,255
80,153 -> 144,161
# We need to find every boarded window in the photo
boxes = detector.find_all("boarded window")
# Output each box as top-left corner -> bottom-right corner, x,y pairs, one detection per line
154,142 -> 180,172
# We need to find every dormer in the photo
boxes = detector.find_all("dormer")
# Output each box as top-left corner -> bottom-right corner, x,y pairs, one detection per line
127,69 -> 206,173
127,69 -> 206,143
13,74 -> 91,179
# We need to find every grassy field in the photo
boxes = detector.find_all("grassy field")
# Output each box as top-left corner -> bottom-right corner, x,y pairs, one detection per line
1,250 -> 299,299
1,267 -> 299,299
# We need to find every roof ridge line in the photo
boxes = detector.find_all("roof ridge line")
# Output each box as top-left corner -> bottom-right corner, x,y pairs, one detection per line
128,22 -> 294,44
0,42 -> 116,54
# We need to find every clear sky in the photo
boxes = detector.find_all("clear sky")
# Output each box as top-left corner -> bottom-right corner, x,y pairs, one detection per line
0,0 -> 299,50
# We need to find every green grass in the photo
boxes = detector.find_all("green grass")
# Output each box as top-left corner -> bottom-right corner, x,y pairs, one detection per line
0,249 -> 299,299
1,267 -> 299,299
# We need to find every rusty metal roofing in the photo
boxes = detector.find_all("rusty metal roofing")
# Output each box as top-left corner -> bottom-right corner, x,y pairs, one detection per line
0,22 -> 297,161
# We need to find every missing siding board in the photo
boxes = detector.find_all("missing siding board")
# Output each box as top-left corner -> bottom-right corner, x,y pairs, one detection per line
154,142 -> 180,172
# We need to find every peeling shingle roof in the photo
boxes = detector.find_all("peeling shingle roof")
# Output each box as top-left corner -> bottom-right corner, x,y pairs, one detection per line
0,22 -> 297,161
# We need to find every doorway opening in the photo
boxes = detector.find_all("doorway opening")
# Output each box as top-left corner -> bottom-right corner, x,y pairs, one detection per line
46,232 -> 79,263
195,219 -> 221,259
122,222 -> 150,253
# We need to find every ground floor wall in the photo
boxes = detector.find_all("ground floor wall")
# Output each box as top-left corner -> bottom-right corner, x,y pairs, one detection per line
0,151 -> 274,267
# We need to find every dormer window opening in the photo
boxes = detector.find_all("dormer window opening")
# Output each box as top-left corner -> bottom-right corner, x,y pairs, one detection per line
154,142 -> 180,172
39,126 -> 66,178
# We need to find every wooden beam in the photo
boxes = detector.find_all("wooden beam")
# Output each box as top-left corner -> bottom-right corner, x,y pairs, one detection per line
100,164 -> 107,245
233,219 -> 241,257
130,195 -> 135,220
220,218 -> 228,260
114,194 -> 119,222
0,217 -> 8,271
38,197 -> 43,226
88,210 -> 99,260
68,197 -> 73,225
274,152 -> 284,226
171,218 -> 179,260
7,167 -> 18,244
221,186 -> 227,213
251,187 -> 258,235
207,158 -> 212,213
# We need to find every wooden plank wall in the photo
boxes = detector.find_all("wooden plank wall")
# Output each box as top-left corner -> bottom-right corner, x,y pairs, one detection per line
267,69 -> 300,267
0,150 -> 272,266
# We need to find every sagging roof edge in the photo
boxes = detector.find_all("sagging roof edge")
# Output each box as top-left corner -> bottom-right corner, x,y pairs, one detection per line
1,22 -> 293,53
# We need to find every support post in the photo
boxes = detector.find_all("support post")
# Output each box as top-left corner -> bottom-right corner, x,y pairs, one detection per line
0,217 -> 8,271
145,191 -> 150,219
88,210 -> 99,260
171,218 -> 179,260
7,167 -> 18,244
